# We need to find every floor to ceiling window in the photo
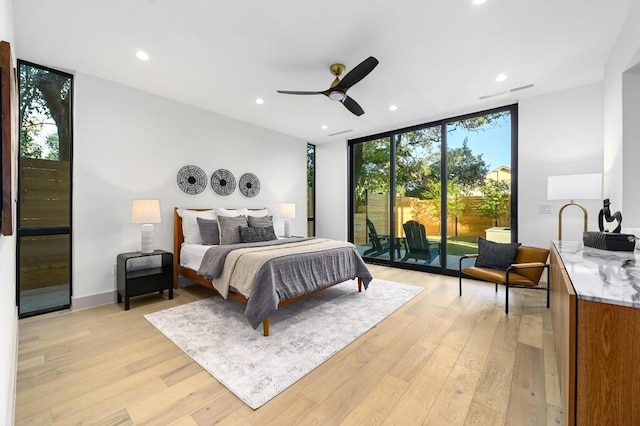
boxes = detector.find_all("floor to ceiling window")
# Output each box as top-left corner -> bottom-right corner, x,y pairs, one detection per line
349,105 -> 516,275
307,143 -> 316,237
17,60 -> 73,317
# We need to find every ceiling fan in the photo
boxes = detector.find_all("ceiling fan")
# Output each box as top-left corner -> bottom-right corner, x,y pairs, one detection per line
277,56 -> 379,116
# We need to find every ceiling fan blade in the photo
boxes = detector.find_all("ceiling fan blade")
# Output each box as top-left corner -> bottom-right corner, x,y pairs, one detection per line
333,56 -> 379,91
277,90 -> 323,95
342,96 -> 365,116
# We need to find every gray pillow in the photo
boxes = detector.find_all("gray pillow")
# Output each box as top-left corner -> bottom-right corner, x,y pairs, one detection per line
475,237 -> 521,270
248,215 -> 273,228
240,226 -> 277,243
196,217 -> 220,245
217,215 -> 248,245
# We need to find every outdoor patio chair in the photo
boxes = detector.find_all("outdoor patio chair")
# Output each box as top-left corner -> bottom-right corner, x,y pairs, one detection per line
363,219 -> 391,257
401,220 -> 440,264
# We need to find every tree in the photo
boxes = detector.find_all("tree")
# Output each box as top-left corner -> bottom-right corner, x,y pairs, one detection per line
421,178 -> 467,236
478,179 -> 511,226
19,64 -> 71,161
428,138 -> 489,192
352,111 -> 509,211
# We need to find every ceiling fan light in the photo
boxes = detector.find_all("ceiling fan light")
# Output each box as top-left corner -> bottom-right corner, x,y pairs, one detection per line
328,91 -> 345,101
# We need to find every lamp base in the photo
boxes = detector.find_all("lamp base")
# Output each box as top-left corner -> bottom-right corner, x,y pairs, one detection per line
284,219 -> 291,238
140,223 -> 155,253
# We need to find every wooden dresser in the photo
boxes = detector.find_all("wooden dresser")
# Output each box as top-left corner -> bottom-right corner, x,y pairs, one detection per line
550,241 -> 640,425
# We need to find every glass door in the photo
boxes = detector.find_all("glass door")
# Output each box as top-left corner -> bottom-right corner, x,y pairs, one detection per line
394,127 -> 443,268
349,105 -> 516,275
17,60 -> 73,317
351,137 -> 392,262
443,110 -> 514,269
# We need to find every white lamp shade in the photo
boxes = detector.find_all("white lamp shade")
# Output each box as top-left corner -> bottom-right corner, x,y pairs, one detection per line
280,203 -> 296,219
132,199 -> 161,224
547,173 -> 602,201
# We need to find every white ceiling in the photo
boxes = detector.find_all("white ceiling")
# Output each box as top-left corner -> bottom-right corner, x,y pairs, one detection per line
13,0 -> 635,144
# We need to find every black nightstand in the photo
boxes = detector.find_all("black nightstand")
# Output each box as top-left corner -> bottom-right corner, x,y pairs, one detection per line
117,250 -> 173,310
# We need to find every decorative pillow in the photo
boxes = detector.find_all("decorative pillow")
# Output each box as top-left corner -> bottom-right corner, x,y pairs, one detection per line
248,215 -> 273,228
215,207 -> 246,218
217,215 -> 248,245
196,217 -> 220,245
178,209 -> 214,244
475,237 -> 521,270
240,226 -> 277,243
246,208 -> 269,217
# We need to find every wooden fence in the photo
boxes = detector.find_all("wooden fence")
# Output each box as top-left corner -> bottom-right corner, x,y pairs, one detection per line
355,193 -> 510,246
19,158 -> 70,290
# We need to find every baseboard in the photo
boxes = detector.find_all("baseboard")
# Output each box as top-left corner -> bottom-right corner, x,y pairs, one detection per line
71,291 -> 115,311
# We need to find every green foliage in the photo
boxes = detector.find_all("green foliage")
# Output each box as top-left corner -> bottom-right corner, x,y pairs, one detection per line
428,138 -> 489,191
19,63 -> 71,161
478,179 -> 511,226
422,178 -> 466,222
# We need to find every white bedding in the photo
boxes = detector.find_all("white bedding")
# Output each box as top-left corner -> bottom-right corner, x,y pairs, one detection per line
180,243 -> 213,271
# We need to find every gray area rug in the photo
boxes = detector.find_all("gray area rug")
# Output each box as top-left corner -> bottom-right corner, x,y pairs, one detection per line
144,278 -> 423,409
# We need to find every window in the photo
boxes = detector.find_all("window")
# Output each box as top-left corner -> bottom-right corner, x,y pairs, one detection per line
349,105 -> 517,275
307,143 -> 316,236
17,60 -> 73,317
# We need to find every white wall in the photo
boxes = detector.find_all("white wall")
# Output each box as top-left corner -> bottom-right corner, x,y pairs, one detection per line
0,0 -> 17,423
518,83 -> 604,248
73,73 -> 308,306
315,139 -> 348,240
604,1 -> 640,226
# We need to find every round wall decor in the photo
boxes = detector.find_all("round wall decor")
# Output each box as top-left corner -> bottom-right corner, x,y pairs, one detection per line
176,165 -> 207,195
239,173 -> 260,198
211,169 -> 236,196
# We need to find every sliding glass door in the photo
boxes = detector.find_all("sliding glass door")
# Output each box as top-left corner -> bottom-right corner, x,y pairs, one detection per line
350,105 -> 516,274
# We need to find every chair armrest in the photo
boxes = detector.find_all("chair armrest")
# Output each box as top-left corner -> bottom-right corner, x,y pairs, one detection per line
507,262 -> 548,270
458,253 -> 479,272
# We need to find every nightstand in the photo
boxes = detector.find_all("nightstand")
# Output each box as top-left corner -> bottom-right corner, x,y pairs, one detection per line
117,250 -> 173,310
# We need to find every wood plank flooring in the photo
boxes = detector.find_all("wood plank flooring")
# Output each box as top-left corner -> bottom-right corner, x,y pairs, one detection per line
15,265 -> 563,425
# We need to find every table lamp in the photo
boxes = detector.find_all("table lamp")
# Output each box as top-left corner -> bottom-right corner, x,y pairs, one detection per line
131,199 -> 161,253
280,203 -> 296,238
547,173 -> 602,240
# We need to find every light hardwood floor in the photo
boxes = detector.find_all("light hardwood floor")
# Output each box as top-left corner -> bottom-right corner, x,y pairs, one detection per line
15,265 -> 563,425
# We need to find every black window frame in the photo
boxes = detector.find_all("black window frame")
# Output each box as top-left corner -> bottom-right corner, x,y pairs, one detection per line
348,104 -> 518,276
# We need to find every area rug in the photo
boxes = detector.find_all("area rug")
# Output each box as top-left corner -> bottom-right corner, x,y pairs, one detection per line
144,278 -> 422,409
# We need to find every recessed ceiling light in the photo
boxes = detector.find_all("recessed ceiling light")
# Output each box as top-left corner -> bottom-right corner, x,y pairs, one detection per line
495,73 -> 508,82
472,0 -> 487,4
136,51 -> 149,61
255,98 -> 264,105
321,124 -> 328,130
389,105 -> 398,111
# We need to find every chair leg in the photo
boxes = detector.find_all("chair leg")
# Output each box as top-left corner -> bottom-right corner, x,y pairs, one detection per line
495,283 -> 498,292
458,257 -> 463,296
546,267 -> 550,308
505,283 -> 509,314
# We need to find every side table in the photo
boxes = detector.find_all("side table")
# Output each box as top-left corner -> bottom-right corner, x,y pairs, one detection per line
117,250 -> 173,310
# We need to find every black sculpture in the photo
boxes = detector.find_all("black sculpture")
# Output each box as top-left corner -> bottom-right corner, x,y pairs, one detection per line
598,198 -> 622,233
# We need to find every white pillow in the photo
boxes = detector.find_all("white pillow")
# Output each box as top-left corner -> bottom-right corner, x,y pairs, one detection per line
179,209 -> 214,244
215,207 -> 256,217
214,207 -> 269,217
247,208 -> 269,217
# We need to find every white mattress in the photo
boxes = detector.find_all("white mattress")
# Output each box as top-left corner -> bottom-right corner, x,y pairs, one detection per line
180,243 -> 213,271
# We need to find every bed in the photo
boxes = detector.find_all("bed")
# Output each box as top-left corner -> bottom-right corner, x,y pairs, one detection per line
173,207 -> 373,336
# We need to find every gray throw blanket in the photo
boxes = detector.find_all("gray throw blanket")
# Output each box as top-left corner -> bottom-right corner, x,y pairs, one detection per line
197,238 -> 373,329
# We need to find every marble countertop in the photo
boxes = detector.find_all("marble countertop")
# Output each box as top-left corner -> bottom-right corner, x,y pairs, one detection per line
553,240 -> 640,308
